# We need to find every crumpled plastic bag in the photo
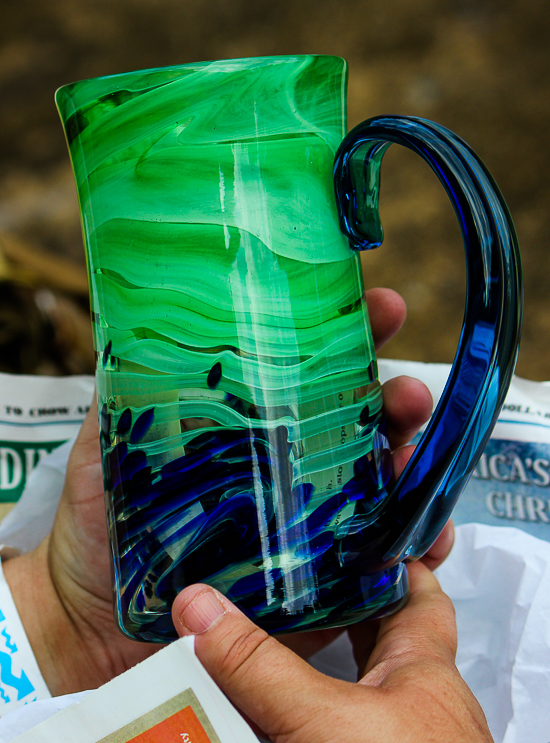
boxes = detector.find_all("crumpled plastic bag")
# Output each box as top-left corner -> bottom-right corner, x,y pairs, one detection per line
437,523 -> 550,742
310,522 -> 550,742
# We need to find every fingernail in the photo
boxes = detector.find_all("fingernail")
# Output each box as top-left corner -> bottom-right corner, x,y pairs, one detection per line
178,589 -> 226,635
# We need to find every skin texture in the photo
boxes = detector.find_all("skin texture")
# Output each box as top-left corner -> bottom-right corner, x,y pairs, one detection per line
173,562 -> 492,743
1,287 -> 481,743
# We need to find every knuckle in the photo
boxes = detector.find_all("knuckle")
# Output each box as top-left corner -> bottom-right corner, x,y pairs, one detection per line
434,588 -> 457,626
219,625 -> 275,681
429,592 -> 458,656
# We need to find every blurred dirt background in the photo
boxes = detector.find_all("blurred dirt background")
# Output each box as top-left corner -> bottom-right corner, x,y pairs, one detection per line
1,0 -> 549,379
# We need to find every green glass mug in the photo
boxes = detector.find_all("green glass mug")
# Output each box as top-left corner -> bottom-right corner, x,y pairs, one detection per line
57,55 -> 522,642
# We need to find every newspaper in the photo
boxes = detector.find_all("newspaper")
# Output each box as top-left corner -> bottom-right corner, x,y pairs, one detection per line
378,359 -> 550,541
9,637 -> 259,743
0,373 -> 94,517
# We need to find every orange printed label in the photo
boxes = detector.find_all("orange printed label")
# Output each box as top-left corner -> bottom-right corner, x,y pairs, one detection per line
127,705 -> 212,743
95,689 -> 221,743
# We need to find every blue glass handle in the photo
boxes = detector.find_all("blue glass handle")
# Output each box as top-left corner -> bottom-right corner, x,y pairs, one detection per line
333,115 -> 523,569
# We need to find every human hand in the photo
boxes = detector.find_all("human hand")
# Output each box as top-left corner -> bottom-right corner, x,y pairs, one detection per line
173,562 -> 491,743
3,287 -> 444,695
2,393 -> 159,695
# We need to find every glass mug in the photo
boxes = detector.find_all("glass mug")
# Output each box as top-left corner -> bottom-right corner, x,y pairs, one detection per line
56,55 -> 522,642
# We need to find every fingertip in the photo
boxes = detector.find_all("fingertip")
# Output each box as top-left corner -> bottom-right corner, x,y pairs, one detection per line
75,392 -> 99,444
174,585 -> 227,636
383,375 -> 433,449
392,444 -> 415,479
364,288 -> 407,349
383,375 -> 434,424
421,520 -> 455,571
66,391 -> 101,470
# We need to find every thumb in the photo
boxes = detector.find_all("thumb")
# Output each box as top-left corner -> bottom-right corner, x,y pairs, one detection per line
172,585 -> 335,738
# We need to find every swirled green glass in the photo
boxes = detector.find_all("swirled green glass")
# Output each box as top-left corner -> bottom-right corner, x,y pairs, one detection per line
57,56 -> 396,641
57,55 -> 522,643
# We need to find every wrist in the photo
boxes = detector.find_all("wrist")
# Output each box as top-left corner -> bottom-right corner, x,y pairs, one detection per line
4,537 -> 157,696
2,539 -> 94,696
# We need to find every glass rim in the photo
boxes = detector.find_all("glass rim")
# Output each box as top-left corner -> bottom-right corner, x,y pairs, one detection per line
55,54 -> 347,101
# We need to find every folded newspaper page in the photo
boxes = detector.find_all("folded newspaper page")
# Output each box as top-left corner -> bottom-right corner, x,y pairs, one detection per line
0,373 -> 94,519
10,637 -> 259,743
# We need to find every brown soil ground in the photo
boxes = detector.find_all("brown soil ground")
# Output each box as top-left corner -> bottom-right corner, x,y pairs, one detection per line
1,0 -> 549,379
